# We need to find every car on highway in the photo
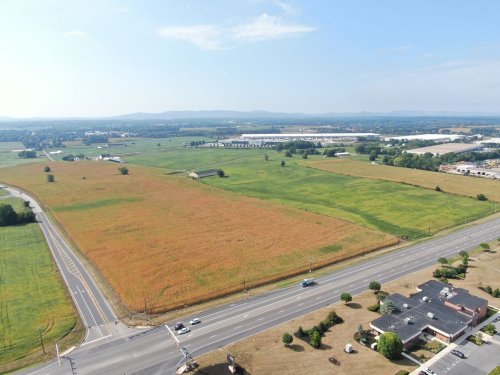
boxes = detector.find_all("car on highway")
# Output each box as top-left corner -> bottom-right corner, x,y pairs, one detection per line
174,322 -> 184,330
451,349 -> 466,359
177,327 -> 190,335
300,278 -> 314,287
189,318 -> 201,325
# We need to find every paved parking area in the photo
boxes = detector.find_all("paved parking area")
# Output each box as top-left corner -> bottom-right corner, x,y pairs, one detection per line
429,320 -> 500,375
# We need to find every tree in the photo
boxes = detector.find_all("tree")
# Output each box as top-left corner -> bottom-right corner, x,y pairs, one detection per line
369,150 -> 378,161
301,153 -> 308,159
0,204 -> 18,226
435,185 -> 441,192
23,200 -> 30,208
480,242 -> 490,251
378,332 -> 403,359
309,330 -> 322,349
380,299 -> 396,314
477,193 -> 488,201
285,150 -> 293,157
264,154 -> 269,161
44,166 -> 51,173
341,292 -> 352,305
281,160 -> 286,167
437,257 -> 448,265
369,281 -> 381,293
282,332 -> 293,347
118,167 -> 129,175
217,169 -> 225,177
458,250 -> 469,259
297,326 -> 305,337
47,174 -> 55,182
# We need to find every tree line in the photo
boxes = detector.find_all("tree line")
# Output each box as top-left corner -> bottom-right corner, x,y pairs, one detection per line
0,203 -> 36,226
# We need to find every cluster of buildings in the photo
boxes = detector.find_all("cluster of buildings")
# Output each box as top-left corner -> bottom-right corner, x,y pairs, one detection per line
439,163 -> 500,180
370,280 -> 488,348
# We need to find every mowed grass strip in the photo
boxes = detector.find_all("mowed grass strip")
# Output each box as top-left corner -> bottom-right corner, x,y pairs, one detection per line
203,155 -> 494,239
0,222 -> 77,369
308,158 -> 500,202
0,162 -> 395,312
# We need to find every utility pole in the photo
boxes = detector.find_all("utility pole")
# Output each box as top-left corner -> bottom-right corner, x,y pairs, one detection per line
38,328 -> 45,354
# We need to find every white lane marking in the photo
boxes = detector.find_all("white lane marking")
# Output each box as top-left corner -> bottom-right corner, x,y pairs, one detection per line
77,285 -> 104,339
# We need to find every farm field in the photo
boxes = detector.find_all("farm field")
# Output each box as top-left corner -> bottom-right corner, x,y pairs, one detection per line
200,154 -> 494,239
54,137 -> 210,160
0,162 -> 395,312
0,141 -> 43,168
0,217 -> 77,372
307,158 -> 500,202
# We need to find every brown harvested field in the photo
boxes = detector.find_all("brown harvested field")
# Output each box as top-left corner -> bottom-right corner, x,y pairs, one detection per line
0,162 -> 396,312
308,158 -> 500,202
197,242 -> 500,375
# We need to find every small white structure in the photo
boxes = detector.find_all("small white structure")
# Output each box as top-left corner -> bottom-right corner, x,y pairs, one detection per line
345,343 -> 353,353
371,342 -> 378,351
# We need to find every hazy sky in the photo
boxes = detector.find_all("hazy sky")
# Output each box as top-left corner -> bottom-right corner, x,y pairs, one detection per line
1,0 -> 500,117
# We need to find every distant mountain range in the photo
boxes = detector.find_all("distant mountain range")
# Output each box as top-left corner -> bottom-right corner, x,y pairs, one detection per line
1,110 -> 500,122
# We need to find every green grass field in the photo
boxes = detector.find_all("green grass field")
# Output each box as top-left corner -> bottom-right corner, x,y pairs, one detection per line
0,142 -> 43,169
124,147 -> 268,171
124,149 -> 494,239
0,218 -> 77,369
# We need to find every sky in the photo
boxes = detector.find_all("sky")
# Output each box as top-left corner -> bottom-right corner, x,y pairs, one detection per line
1,0 -> 500,117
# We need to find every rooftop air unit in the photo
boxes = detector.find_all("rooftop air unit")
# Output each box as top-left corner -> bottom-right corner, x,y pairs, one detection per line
402,303 -> 409,309
422,296 -> 429,302
427,312 -> 434,319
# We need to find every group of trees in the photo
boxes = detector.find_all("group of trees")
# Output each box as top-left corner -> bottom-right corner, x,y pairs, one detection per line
0,203 -> 36,226
481,285 -> 500,298
82,134 -> 108,145
190,140 -> 206,147
18,150 -> 37,158
62,153 -> 84,162
289,310 -> 343,349
322,147 -> 346,157
433,253 -> 468,281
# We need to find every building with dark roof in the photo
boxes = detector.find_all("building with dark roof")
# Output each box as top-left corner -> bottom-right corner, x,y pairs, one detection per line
370,280 -> 488,348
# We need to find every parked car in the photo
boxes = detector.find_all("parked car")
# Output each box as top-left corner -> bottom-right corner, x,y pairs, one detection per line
496,315 -> 500,321
189,318 -> 201,325
174,322 -> 184,331
177,327 -> 190,335
422,368 -> 436,375
451,349 -> 466,359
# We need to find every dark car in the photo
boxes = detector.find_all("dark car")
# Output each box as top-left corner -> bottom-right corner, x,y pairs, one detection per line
451,349 -> 466,359
174,322 -> 184,331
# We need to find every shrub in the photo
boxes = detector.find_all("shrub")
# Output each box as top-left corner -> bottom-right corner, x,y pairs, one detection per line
480,242 -> 490,251
44,166 -> 51,173
437,257 -> 448,265
367,303 -> 380,312
47,174 -> 55,182
309,330 -> 322,349
493,289 -> 500,298
477,193 -> 488,201
435,185 -> 441,192
118,167 -> 129,175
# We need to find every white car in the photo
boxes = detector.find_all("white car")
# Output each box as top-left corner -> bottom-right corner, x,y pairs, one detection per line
177,327 -> 190,335
189,318 -> 201,325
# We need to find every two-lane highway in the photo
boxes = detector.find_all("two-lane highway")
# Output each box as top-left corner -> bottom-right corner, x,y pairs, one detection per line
4,186 -> 128,345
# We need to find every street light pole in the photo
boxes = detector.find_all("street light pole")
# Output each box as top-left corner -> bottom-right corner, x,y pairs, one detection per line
55,341 -> 61,365
38,329 -> 45,354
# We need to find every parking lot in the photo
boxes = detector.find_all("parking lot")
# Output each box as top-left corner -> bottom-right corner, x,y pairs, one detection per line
429,319 -> 500,375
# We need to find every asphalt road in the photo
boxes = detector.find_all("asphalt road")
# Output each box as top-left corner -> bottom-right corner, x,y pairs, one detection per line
3,186 -> 128,345
6,185 -> 499,375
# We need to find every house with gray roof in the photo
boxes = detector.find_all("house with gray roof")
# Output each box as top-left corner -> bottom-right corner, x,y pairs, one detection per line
370,280 -> 488,348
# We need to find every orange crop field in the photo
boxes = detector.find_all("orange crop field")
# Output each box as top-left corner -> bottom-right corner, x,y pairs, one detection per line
308,158 -> 500,202
0,162 -> 396,312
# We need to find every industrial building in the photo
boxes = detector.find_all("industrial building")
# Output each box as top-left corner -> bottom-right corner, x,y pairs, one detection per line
385,134 -> 465,142
406,143 -> 482,156
218,133 -> 380,147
